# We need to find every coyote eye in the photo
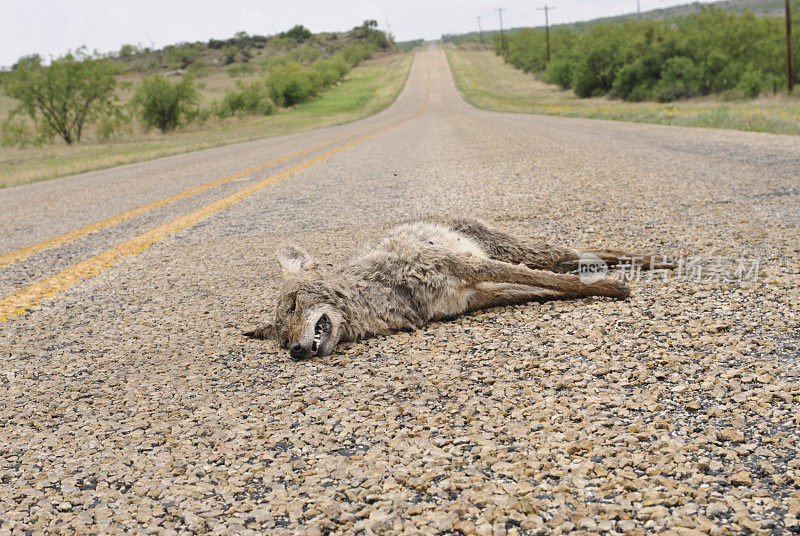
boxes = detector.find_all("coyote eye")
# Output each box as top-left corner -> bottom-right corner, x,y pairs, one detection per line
287,304 -> 295,315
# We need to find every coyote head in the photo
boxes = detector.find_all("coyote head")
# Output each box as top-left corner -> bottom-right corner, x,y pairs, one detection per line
246,246 -> 346,360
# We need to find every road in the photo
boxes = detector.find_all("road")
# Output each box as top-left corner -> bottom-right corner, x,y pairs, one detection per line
1,48 -> 799,535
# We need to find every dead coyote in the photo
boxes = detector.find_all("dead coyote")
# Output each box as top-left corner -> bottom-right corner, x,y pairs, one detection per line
245,219 -> 672,360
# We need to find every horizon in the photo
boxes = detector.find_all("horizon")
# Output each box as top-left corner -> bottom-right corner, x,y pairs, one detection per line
0,0 -> 722,69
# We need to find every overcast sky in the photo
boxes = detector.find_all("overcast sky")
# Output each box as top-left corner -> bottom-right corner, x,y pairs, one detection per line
1,0 -> 719,68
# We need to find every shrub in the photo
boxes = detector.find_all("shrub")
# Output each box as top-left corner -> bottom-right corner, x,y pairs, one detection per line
342,42 -> 374,66
118,44 -> 142,59
132,75 -> 199,132
309,56 -> 349,87
268,70 -> 316,106
653,56 -> 702,101
735,67 -> 763,99
260,55 -> 292,71
544,57 -> 573,89
1,117 -> 50,147
186,61 -> 212,77
571,57 -> 605,98
222,45 -> 239,65
96,112 -> 130,140
290,45 -> 323,64
284,25 -> 312,43
226,63 -> 255,77
496,5 -> 798,102
164,44 -> 198,69
611,53 -> 661,100
216,81 -> 275,117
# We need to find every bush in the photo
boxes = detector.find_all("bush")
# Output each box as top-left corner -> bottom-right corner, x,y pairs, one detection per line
226,63 -> 255,77
342,42 -> 374,66
96,112 -> 130,140
216,81 -> 275,118
653,56 -> 702,102
133,75 -> 199,132
289,45 -> 323,64
352,20 -> 392,49
735,67 -> 763,99
223,45 -> 239,65
268,69 -> 316,106
186,61 -> 212,77
164,44 -> 198,69
309,56 -> 349,87
284,25 -> 312,43
496,5 -> 798,102
1,117 -> 50,147
544,57 -> 573,89
260,55 -> 294,71
611,53 -> 661,100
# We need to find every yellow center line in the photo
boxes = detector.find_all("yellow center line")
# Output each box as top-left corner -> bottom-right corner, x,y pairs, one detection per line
0,131 -> 372,270
0,53 -> 432,322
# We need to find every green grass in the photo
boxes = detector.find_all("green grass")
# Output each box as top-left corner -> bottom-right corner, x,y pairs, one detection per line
0,52 -> 413,189
445,46 -> 800,136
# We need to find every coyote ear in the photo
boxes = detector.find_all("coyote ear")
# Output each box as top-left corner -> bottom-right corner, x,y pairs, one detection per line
244,323 -> 277,340
276,245 -> 317,276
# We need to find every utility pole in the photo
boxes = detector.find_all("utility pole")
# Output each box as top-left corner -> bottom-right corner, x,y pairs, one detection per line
637,0 -> 642,19
788,0 -> 794,93
498,8 -> 506,52
477,16 -> 484,45
537,5 -> 555,63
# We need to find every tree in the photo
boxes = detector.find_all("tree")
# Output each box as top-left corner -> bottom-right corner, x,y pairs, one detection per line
284,25 -> 312,43
132,75 -> 199,132
11,54 -> 42,70
2,49 -> 121,144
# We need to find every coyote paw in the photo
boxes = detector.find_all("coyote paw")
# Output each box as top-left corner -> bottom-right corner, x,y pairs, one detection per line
243,324 -> 276,340
591,276 -> 630,299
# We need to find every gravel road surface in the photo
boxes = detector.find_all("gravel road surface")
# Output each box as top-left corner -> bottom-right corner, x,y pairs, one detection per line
1,48 -> 799,536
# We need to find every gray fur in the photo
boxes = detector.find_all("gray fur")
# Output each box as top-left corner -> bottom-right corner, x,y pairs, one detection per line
245,219 -> 673,359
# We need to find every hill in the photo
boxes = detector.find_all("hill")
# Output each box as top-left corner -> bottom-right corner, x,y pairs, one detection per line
571,0 -> 785,27
442,0 -> 787,41
5,23 -> 393,76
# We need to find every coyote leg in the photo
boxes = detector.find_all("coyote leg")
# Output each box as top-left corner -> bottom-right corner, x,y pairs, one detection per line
450,219 -> 674,274
556,249 -> 676,273
465,283 -> 583,313
449,218 -> 579,272
457,257 -> 630,300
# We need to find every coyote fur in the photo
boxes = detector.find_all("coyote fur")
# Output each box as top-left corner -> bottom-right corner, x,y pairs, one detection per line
245,219 -> 672,360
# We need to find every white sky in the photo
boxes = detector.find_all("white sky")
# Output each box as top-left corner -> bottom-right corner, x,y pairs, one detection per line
1,0 -> 719,68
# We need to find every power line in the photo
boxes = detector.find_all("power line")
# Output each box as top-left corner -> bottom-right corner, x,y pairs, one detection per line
537,5 -> 556,63
498,8 -> 507,51
787,0 -> 794,93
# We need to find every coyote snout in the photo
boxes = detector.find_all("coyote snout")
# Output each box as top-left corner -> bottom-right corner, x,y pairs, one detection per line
245,219 -> 674,359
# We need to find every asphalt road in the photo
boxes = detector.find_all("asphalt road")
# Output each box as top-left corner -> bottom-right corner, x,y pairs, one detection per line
1,48 -> 799,535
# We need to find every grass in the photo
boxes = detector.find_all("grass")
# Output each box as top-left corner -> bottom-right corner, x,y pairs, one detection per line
445,46 -> 800,136
0,52 -> 413,189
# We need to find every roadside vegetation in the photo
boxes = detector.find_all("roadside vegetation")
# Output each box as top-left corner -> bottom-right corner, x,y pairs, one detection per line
446,46 -> 800,135
444,3 -> 799,104
492,6 -> 799,102
0,21 -> 406,188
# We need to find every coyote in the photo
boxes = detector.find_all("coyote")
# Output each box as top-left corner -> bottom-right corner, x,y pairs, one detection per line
245,219 -> 672,360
